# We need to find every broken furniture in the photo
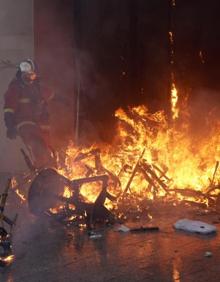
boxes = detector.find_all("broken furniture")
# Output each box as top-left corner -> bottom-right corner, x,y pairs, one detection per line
28,168 -> 116,227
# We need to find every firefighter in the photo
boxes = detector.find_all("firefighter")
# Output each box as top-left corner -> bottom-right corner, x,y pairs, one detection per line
3,59 -> 56,169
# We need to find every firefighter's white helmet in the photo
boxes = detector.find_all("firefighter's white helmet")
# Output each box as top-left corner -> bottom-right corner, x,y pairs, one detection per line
19,59 -> 37,82
19,59 -> 35,73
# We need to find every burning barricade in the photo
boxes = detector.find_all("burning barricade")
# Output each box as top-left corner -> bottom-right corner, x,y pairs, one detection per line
28,168 -> 117,228
9,105 -> 220,234
0,103 -> 218,268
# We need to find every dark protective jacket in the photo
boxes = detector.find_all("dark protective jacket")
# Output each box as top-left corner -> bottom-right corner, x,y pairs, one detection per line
4,78 -> 54,132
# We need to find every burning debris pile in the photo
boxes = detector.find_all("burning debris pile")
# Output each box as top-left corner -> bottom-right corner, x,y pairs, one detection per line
10,104 -> 220,230
1,104 -> 218,267
28,169 -> 116,228
32,104 -> 219,225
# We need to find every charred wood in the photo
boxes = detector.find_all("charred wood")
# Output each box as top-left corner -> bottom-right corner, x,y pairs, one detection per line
123,149 -> 145,195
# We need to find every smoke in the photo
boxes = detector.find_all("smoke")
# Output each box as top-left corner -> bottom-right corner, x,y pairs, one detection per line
34,0 -> 220,147
0,0 -> 33,173
189,87 -> 220,137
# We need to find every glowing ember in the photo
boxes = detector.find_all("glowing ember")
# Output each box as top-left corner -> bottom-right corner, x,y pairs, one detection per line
168,31 -> 174,45
199,50 -> 205,64
15,189 -> 26,202
49,207 -> 60,214
63,186 -> 72,198
11,177 -> 26,202
0,254 -> 15,265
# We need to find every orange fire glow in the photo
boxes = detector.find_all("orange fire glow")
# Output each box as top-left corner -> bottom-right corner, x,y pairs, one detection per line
0,255 -> 15,264
63,186 -> 72,198
57,104 -> 220,208
11,178 -> 26,202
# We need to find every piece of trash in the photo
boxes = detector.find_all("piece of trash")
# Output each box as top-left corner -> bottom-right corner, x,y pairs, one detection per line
130,226 -> 159,233
114,225 -> 159,233
114,224 -> 130,233
204,251 -> 212,257
174,219 -> 217,235
88,231 -> 102,239
89,234 -> 102,239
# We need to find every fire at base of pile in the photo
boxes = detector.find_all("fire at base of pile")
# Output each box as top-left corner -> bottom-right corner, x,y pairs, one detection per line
25,105 -> 220,226
28,168 -> 117,228
27,159 -> 220,229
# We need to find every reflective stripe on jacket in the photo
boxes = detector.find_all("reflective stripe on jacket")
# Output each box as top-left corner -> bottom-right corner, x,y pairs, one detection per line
4,78 -> 54,128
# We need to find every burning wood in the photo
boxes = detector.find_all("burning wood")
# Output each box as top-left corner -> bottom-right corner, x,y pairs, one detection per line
28,169 -> 117,228
6,103 -> 218,228
140,161 -> 170,194
123,149 -> 145,195
11,177 -> 27,202
207,161 -> 220,193
55,105 -> 220,218
139,167 -> 159,198
74,148 -> 121,188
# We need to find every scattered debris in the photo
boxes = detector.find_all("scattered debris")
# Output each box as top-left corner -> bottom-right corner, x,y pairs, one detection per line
130,226 -> 159,233
28,168 -> 116,228
114,224 -> 159,233
174,219 -> 217,235
114,224 -> 130,232
17,142 -> 220,232
88,231 -> 103,239
204,251 -> 213,257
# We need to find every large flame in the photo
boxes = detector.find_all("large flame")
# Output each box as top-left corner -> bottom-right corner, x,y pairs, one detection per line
58,104 -> 220,208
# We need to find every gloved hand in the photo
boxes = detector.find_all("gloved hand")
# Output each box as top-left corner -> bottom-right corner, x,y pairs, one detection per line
6,128 -> 17,139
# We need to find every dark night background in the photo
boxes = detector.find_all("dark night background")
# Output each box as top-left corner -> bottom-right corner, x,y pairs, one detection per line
34,0 -> 220,147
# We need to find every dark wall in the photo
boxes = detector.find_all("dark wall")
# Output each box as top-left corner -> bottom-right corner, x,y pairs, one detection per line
73,0 -> 220,115
35,0 -> 220,144
73,0 -> 169,111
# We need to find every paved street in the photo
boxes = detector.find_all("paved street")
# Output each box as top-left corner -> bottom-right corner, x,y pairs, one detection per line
1,190 -> 220,282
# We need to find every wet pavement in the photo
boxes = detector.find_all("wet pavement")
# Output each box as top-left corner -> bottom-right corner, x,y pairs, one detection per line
1,207 -> 220,282
1,176 -> 220,282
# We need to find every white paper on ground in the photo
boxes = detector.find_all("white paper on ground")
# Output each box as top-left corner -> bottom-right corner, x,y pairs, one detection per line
89,233 -> 103,239
174,219 -> 217,234
114,224 -> 130,232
